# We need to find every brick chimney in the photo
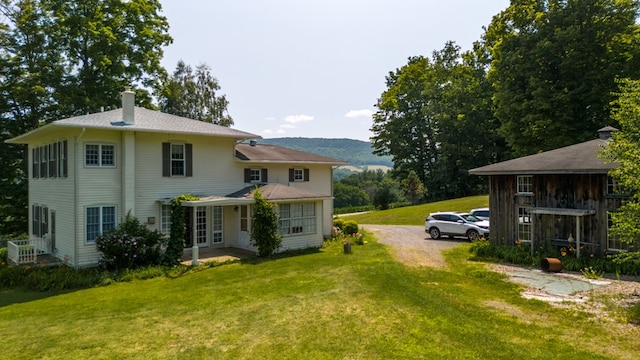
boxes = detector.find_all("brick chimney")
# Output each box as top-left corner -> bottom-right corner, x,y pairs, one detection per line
122,87 -> 135,124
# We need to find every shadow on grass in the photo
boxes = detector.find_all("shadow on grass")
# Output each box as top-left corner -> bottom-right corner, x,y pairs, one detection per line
0,288 -> 76,307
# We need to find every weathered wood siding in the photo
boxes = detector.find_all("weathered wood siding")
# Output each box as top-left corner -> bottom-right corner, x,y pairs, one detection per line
488,173 -> 620,254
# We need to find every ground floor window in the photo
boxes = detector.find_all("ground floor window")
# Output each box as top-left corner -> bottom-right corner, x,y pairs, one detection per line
608,213 -> 630,252
32,204 -> 48,238
212,206 -> 223,244
86,206 -> 116,243
517,206 -> 532,244
279,202 -> 316,236
160,204 -> 172,235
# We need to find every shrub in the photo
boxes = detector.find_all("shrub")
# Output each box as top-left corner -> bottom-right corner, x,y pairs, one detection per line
251,189 -> 282,257
96,212 -> 167,270
0,247 -> 7,265
341,221 -> 359,235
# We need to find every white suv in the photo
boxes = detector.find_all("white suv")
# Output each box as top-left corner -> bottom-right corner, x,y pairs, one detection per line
425,212 -> 489,241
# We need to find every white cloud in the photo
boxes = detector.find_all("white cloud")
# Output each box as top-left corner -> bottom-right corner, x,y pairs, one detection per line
284,114 -> 314,124
263,129 -> 274,135
345,109 -> 374,118
264,116 -> 277,121
280,123 -> 295,129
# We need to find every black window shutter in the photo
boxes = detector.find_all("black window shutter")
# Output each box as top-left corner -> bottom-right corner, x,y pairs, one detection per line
185,143 -> 193,177
261,169 -> 268,182
32,148 -> 39,178
42,207 -> 48,235
51,144 -> 58,178
62,140 -> 68,177
304,169 -> 310,181
162,143 -> 170,177
244,168 -> 250,183
289,168 -> 294,182
32,204 -> 37,236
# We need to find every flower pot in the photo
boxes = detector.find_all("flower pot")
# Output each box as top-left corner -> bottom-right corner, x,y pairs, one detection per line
343,242 -> 352,254
541,257 -> 562,273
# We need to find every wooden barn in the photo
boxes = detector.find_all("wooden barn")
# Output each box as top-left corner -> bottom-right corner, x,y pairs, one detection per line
469,127 -> 628,257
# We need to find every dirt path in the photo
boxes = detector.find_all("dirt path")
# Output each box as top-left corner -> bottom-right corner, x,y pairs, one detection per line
361,224 -> 465,268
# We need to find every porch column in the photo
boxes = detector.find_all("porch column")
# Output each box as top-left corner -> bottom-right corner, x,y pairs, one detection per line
576,216 -> 581,258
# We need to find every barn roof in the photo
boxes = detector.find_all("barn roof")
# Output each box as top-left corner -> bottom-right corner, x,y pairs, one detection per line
469,128 -> 618,175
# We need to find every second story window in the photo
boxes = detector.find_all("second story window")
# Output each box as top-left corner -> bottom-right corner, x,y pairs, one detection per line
162,142 -> 193,177
289,168 -> 309,182
171,144 -> 185,176
517,175 -> 533,194
244,168 -> 268,183
85,144 -> 115,167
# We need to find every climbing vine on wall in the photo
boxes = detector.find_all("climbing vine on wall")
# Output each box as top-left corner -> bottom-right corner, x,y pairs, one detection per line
165,193 -> 200,265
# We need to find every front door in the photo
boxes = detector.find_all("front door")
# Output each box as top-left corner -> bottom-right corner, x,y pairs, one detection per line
238,205 -> 251,249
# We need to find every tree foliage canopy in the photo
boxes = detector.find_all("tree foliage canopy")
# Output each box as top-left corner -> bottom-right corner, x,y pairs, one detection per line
157,60 -> 234,126
371,42 -> 506,201
0,0 -> 172,235
485,0 -> 640,156
601,79 -> 640,246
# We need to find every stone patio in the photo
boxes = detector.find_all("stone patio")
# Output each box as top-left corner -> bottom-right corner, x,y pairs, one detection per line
181,247 -> 255,265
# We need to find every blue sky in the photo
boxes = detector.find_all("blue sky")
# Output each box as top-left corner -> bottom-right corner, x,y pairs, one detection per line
159,1 -> 510,141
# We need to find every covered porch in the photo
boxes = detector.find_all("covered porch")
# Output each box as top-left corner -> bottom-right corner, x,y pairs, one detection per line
181,246 -> 255,265
529,207 -> 597,258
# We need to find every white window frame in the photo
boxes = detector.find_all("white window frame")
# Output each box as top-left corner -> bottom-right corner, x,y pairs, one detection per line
86,205 -> 116,244
212,206 -> 223,244
171,143 -> 186,176
278,202 -> 316,236
517,175 -> 533,194
249,168 -> 261,182
517,206 -> 532,243
85,143 -> 116,167
160,204 -> 172,235
293,168 -> 304,182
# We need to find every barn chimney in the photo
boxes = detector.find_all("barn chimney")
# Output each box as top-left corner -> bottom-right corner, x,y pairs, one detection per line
598,126 -> 618,140
122,87 -> 135,124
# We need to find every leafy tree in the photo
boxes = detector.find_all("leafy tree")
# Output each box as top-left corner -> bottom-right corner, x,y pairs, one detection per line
601,79 -> 640,247
371,42 -> 504,200
251,189 -> 282,257
485,0 -> 640,156
333,182 -> 370,208
401,170 -> 425,204
157,60 -> 234,126
373,178 -> 402,210
166,194 -> 199,265
0,0 -> 172,234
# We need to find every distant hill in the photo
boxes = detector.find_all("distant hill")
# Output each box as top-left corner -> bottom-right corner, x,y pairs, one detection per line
256,138 -> 393,167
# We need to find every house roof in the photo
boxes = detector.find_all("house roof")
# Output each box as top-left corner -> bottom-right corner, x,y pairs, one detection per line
469,138 -> 617,175
226,183 -> 332,201
235,143 -> 347,165
6,107 -> 259,143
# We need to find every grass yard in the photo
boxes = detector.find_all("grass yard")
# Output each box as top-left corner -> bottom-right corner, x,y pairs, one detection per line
1,236 -> 638,359
341,194 -> 489,225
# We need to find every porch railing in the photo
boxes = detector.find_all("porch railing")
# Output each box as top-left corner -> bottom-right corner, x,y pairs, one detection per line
7,237 -> 51,265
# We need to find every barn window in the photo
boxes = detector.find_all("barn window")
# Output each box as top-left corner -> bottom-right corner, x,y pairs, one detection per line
517,176 -> 533,194
607,213 -> 630,252
517,206 -> 532,243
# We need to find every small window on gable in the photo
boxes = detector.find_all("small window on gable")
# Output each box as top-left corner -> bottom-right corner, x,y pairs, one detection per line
517,175 -> 533,194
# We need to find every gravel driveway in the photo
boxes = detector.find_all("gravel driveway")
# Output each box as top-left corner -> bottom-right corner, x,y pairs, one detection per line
360,224 -> 467,268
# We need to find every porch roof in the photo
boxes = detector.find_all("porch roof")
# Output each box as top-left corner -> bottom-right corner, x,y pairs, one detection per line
529,207 -> 596,216
180,196 -> 254,207
226,183 -> 332,202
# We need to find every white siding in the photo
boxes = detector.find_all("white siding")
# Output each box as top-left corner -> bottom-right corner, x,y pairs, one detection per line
28,136 -> 76,265
75,130 -> 123,266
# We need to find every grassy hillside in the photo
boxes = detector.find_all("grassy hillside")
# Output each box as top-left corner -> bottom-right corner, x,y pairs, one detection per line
1,232 -> 636,358
340,195 -> 489,225
257,137 -> 393,167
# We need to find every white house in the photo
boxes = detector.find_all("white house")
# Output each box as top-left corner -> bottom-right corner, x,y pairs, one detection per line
5,90 -> 345,267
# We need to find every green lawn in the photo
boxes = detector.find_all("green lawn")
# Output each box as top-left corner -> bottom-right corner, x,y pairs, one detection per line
341,194 -> 489,225
1,235 -> 637,359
